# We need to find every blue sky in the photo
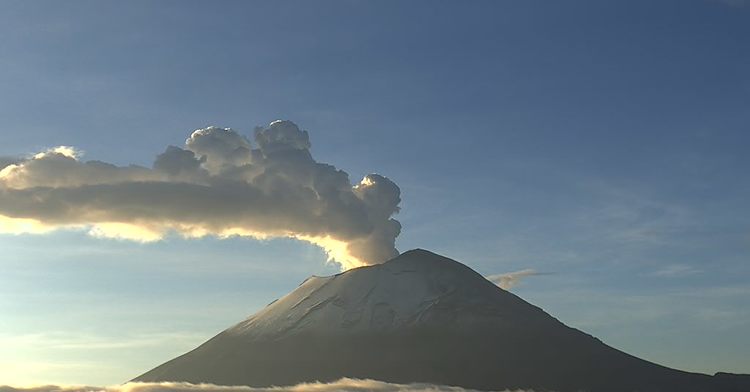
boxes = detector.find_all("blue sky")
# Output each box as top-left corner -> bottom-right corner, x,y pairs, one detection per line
0,0 -> 749,385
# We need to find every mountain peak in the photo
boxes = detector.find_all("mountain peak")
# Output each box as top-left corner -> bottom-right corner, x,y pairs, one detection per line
386,248 -> 463,267
379,248 -> 484,279
225,248 -> 535,339
395,248 -> 440,257
134,249 -> 736,392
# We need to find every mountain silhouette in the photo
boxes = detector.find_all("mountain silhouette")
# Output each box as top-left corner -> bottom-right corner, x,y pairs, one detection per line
134,249 -> 749,392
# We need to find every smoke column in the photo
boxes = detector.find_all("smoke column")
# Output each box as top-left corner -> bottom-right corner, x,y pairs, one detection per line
0,120 -> 401,269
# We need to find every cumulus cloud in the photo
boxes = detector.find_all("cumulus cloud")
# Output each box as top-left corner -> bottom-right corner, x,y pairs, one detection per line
485,269 -> 543,290
0,156 -> 20,170
0,120 -> 401,269
0,379 -> 532,392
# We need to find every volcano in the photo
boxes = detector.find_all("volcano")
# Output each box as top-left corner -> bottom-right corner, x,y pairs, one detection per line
134,249 -> 748,391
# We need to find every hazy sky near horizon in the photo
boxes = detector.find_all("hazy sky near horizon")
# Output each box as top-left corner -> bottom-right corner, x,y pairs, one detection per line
1,0 -> 749,385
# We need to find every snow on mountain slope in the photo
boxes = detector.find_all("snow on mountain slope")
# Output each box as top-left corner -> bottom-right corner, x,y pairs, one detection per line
227,249 -> 548,339
134,249 -> 741,392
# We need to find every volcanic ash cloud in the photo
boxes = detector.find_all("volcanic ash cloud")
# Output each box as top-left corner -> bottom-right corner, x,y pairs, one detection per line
0,120 -> 401,269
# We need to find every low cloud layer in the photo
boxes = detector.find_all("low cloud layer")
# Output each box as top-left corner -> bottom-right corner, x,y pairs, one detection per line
0,379 -> 533,392
485,269 -> 543,290
0,121 -> 401,269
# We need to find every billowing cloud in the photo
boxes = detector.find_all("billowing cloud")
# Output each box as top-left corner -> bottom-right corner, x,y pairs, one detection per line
0,120 -> 401,269
0,379 -> 532,392
0,156 -> 21,171
485,269 -> 542,290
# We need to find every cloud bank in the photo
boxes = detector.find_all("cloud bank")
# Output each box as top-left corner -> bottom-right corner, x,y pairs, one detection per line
0,379 -> 531,392
0,120 -> 401,269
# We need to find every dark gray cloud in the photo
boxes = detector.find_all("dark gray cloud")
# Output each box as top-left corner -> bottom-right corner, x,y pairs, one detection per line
0,121 -> 401,268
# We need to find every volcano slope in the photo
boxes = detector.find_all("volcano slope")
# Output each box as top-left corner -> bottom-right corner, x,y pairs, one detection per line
134,249 -> 748,392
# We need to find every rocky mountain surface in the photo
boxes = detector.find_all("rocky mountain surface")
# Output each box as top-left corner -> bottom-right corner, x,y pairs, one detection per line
134,249 -> 749,392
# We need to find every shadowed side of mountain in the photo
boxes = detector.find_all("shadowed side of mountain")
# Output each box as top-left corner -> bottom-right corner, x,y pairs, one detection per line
714,372 -> 750,391
134,249 -> 743,392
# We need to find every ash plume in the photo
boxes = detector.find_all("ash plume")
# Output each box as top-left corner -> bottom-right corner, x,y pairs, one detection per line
0,120 -> 401,269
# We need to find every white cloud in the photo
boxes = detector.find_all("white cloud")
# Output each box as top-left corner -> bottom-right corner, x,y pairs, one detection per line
0,121 -> 401,269
650,264 -> 702,278
0,156 -> 21,170
0,379 -> 532,392
485,269 -> 542,290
